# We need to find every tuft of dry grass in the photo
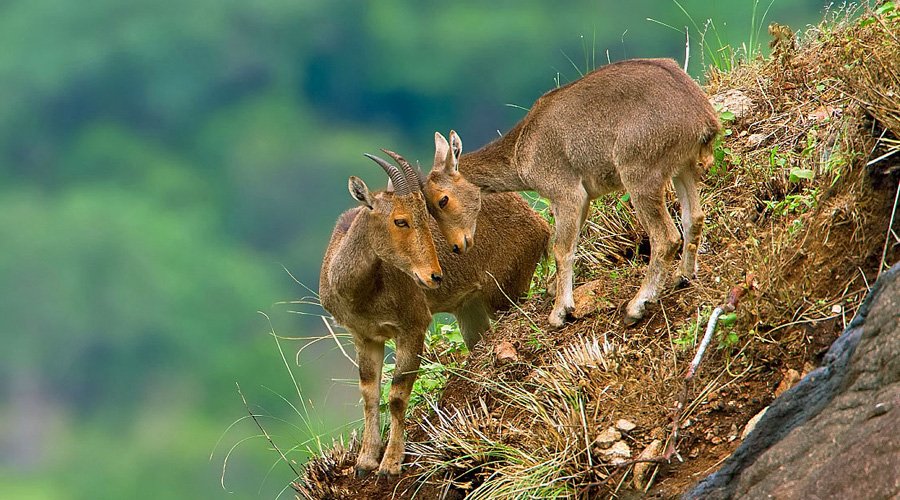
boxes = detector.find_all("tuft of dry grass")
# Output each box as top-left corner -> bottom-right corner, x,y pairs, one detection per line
408,334 -> 680,498
293,432 -> 361,500
577,196 -> 641,272
828,4 -> 900,135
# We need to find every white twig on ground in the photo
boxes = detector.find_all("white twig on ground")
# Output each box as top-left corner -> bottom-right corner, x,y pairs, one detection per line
610,284 -> 747,471
687,307 -> 723,379
867,146 -> 900,167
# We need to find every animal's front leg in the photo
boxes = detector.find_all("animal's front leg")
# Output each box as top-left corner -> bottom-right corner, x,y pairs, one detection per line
355,337 -> 385,477
379,329 -> 424,476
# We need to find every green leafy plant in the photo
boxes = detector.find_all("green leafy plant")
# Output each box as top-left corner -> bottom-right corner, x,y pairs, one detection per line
674,307 -> 740,350
860,1 -> 898,26
787,218 -> 805,235
382,319 -> 467,412
674,308 -> 708,349
716,312 -> 740,349
789,167 -> 815,182
763,188 -> 819,218
528,255 -> 556,298
769,145 -> 789,171
525,331 -> 544,351
709,106 -> 739,177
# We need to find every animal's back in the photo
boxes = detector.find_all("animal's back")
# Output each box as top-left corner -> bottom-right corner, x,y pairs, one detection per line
319,207 -> 363,323
514,58 -> 719,193
530,59 -> 715,133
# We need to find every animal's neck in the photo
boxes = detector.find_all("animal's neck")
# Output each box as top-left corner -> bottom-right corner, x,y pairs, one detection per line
459,128 -> 527,193
330,213 -> 382,297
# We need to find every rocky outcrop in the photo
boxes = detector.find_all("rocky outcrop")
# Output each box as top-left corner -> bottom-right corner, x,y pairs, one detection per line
686,263 -> 900,499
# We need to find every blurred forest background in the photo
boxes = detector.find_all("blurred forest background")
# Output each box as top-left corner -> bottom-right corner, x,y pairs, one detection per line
0,1 -> 834,498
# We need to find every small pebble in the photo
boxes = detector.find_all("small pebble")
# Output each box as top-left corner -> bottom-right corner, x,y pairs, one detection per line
594,427 -> 621,448
616,419 -> 637,432
747,133 -> 767,146
867,402 -> 891,419
742,406 -> 769,440
599,440 -> 632,459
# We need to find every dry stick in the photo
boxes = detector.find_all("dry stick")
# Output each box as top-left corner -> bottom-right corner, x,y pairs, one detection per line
322,316 -> 358,368
236,382 -> 302,479
875,13 -> 900,45
607,284 -> 748,470
867,145 -> 900,167
878,179 -> 900,279
486,270 -> 543,334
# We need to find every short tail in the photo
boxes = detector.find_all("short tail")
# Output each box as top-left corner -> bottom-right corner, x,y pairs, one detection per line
696,120 -> 721,174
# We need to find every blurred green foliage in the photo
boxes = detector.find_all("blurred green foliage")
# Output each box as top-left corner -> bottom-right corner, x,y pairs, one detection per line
0,0 -> 831,497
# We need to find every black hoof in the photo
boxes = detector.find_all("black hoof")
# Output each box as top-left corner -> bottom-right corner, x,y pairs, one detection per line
673,275 -> 691,289
356,467 -> 373,479
624,314 -> 642,327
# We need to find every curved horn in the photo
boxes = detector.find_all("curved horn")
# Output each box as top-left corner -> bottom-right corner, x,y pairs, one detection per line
364,153 -> 410,194
382,149 -> 424,191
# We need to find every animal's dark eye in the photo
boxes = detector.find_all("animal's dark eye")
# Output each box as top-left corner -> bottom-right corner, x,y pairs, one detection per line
438,196 -> 449,209
394,219 -> 409,228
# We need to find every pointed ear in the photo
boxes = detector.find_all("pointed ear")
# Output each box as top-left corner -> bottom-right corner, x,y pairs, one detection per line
385,179 -> 394,193
434,131 -> 450,170
447,130 -> 462,174
348,176 -> 373,209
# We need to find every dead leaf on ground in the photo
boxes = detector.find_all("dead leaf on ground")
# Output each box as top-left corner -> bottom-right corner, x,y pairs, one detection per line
494,341 -> 519,364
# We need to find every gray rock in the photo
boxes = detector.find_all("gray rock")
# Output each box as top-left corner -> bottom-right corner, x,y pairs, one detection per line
685,263 -> 900,499
709,90 -> 754,121
594,426 -> 621,448
600,440 -> 632,464
616,419 -> 637,432
633,439 -> 663,490
746,133 -> 767,146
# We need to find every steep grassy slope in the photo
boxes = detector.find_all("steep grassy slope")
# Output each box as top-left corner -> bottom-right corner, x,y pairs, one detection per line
295,5 -> 899,498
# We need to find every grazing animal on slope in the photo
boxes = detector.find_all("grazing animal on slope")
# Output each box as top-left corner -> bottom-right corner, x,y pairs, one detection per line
423,58 -> 720,328
319,151 -> 549,477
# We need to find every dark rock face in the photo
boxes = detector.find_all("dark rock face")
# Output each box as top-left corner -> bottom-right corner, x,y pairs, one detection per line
686,263 -> 900,499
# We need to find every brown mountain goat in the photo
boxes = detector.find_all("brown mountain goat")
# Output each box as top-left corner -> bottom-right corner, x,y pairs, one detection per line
423,58 -> 720,328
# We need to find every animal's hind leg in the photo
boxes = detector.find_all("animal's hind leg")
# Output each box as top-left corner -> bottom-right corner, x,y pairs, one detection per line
548,186 -> 590,329
626,186 -> 680,325
457,297 -> 491,350
378,328 -> 424,476
355,337 -> 385,476
672,169 -> 704,285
